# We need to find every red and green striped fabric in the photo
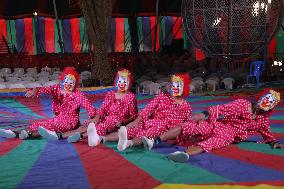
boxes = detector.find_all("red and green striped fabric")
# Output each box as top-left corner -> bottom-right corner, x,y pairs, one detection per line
0,16 -> 283,59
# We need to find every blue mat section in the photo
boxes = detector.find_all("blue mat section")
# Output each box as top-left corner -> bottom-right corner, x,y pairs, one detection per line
18,141 -> 90,189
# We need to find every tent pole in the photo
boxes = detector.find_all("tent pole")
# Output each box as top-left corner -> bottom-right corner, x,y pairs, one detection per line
154,0 -> 159,56
52,0 -> 64,54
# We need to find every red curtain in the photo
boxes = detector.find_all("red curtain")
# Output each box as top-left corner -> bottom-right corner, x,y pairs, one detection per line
45,18 -> 55,53
115,18 -> 124,52
70,18 -> 81,53
24,18 -> 34,54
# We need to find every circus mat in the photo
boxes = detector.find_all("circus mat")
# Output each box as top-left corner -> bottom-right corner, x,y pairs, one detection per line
0,87 -> 284,189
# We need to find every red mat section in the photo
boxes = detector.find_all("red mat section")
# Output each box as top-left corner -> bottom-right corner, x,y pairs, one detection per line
0,139 -> 22,157
213,145 -> 284,172
74,142 -> 161,189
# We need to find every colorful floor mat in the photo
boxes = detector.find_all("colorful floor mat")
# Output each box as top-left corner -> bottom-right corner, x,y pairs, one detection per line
0,88 -> 283,189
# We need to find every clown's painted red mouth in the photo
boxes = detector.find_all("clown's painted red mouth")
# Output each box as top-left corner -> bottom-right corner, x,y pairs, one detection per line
260,98 -> 270,108
118,83 -> 126,90
172,88 -> 180,95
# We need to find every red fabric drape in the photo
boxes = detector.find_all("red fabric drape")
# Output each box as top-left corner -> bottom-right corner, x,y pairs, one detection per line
172,17 -> 182,39
115,18 -> 124,52
70,18 -> 81,53
268,37 -> 276,59
45,18 -> 55,53
150,16 -> 160,52
24,18 -> 34,54
0,19 -> 7,39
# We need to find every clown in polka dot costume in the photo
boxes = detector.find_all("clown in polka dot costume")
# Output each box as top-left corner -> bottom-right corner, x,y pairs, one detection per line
0,67 -> 96,140
143,89 -> 284,163
97,73 -> 192,151
39,69 -> 138,144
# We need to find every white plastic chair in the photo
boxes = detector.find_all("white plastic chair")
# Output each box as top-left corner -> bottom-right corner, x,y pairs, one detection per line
221,77 -> 235,90
148,83 -> 161,95
43,80 -> 59,87
25,82 -> 42,88
0,83 -> 6,89
7,83 -> 26,89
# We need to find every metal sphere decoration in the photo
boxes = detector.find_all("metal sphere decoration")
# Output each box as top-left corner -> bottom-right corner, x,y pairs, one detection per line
182,0 -> 282,57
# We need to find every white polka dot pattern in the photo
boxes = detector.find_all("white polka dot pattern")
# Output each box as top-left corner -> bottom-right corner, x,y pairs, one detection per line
96,91 -> 138,136
127,93 -> 192,139
179,99 -> 277,152
29,84 -> 96,132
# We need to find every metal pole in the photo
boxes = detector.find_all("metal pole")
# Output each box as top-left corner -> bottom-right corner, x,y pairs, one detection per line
153,0 -> 159,56
52,0 -> 64,54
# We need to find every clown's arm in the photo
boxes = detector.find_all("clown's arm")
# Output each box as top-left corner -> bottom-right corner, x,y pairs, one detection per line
87,92 -> 113,124
126,94 -> 162,128
80,94 -> 96,119
257,116 -> 284,149
119,95 -> 138,126
25,85 -> 59,98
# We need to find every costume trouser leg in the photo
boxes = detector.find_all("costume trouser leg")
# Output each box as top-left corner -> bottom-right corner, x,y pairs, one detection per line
197,124 -> 237,152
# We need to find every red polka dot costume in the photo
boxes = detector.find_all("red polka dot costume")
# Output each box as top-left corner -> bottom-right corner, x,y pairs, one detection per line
95,91 -> 138,136
95,69 -> 138,136
127,73 -> 192,139
28,68 -> 96,133
179,92 -> 280,152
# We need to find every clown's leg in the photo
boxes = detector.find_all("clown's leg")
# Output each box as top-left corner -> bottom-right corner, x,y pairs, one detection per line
0,129 -> 17,138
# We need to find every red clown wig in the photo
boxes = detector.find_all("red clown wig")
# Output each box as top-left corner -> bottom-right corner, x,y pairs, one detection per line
114,68 -> 133,89
171,73 -> 191,97
59,67 -> 80,89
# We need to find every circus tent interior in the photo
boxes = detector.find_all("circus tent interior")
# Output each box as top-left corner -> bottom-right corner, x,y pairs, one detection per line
0,0 -> 284,188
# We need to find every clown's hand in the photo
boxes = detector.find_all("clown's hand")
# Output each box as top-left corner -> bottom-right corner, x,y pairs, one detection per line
272,142 -> 284,149
25,88 -> 38,98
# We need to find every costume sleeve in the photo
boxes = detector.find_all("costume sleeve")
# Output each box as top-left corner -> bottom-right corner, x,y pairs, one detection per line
36,84 -> 59,97
139,94 -> 162,120
208,99 -> 251,122
96,92 -> 113,116
80,93 -> 96,119
257,116 -> 277,143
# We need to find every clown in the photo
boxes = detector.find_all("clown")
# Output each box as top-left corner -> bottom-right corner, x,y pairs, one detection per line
142,89 -> 283,163
116,69 -> 131,92
170,75 -> 186,97
90,73 -> 192,151
37,69 -> 138,144
0,67 -> 96,140
257,89 -> 280,112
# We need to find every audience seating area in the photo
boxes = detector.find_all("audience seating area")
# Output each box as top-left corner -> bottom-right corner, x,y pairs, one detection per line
0,67 -> 91,89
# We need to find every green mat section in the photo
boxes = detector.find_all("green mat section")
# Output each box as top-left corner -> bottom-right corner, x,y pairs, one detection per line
105,142 -> 231,184
0,140 -> 47,189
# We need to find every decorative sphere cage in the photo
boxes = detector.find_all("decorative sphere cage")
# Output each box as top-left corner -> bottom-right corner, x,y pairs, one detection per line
181,0 -> 282,57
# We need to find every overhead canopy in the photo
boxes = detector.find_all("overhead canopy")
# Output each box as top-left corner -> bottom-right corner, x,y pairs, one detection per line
0,0 -> 182,19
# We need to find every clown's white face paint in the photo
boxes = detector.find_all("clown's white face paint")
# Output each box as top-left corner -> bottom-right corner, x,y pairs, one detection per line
116,76 -> 128,92
62,74 -> 76,92
171,81 -> 183,97
258,93 -> 278,111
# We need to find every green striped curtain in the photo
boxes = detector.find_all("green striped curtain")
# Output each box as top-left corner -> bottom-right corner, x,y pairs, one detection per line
54,19 -> 63,53
124,18 -> 131,52
6,20 -> 17,50
137,17 -> 143,52
32,17 -> 38,55
79,17 -> 89,53
159,17 -> 166,50
182,25 -> 191,49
